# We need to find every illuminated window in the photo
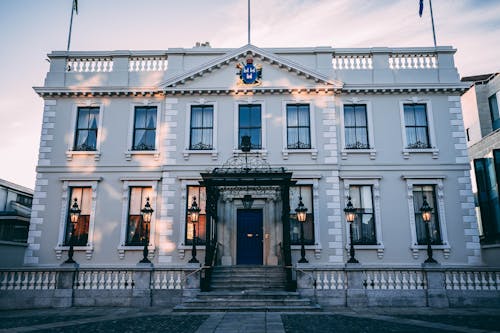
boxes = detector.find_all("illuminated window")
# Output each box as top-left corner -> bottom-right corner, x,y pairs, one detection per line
64,187 -> 91,246
289,185 -> 314,245
125,187 -> 153,246
185,186 -> 207,245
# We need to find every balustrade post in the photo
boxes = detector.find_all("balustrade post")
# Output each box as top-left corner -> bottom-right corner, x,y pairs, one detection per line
109,52 -> 130,86
371,48 -> 392,84
436,48 -> 459,83
54,267 -> 77,308
345,266 -> 367,307
132,267 -> 152,307
425,267 -> 449,307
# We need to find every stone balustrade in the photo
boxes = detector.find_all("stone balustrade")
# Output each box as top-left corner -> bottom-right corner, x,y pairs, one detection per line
363,269 -> 427,290
445,269 -> 500,291
0,270 -> 58,290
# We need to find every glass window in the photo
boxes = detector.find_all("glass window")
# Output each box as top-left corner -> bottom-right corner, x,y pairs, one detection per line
349,185 -> 376,245
65,187 -> 92,246
238,104 -> 261,149
474,157 -> 500,242
404,104 -> 430,149
489,93 -> 500,131
126,187 -> 153,246
289,185 -> 314,245
412,185 -> 441,245
74,107 -> 99,151
287,104 -> 311,149
190,105 -> 214,150
185,186 -> 207,245
133,106 -> 157,150
344,104 -> 369,149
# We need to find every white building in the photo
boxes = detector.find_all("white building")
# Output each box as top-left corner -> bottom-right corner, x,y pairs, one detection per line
24,43 -> 481,298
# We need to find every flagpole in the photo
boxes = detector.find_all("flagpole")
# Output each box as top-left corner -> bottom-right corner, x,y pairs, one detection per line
429,0 -> 437,47
67,1 -> 75,51
247,0 -> 251,44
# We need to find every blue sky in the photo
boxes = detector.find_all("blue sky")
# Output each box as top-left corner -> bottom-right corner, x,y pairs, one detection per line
0,0 -> 499,189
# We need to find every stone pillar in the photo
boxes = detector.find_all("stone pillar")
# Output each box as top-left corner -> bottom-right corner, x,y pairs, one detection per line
425,266 -> 449,308
221,198 -> 232,266
345,265 -> 367,307
267,197 -> 278,265
132,267 -> 152,307
54,267 -> 77,308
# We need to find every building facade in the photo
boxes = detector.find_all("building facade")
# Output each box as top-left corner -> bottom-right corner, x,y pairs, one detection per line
27,44 -> 479,278
462,73 -> 500,265
0,179 -> 33,267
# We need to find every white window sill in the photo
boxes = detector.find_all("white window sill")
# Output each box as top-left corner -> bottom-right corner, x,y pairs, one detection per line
345,244 -> 385,259
282,148 -> 318,160
124,150 -> 160,161
232,149 -> 268,159
291,244 -> 322,259
55,245 -> 94,260
341,148 -> 376,160
183,149 -> 218,161
66,150 -> 101,161
117,245 -> 155,260
410,244 -> 450,259
402,148 -> 439,159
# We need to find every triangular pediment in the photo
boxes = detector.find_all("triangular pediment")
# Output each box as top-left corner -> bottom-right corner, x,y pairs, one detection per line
160,44 -> 343,92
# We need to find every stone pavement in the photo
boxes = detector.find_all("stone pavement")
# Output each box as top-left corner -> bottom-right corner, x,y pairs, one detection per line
0,306 -> 499,333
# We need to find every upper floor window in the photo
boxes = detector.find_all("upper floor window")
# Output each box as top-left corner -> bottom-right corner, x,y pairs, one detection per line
126,187 -> 153,246
344,104 -> 369,149
16,194 -> 32,207
489,93 -> 500,131
238,104 -> 261,149
289,185 -> 314,245
349,185 -> 376,245
404,104 -> 430,149
190,105 -> 214,150
286,104 -> 311,149
133,106 -> 157,151
185,186 -> 207,245
65,187 -> 91,246
74,107 -> 99,151
413,185 -> 442,245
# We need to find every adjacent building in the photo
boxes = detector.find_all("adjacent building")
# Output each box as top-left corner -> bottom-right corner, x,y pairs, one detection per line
27,43 -> 480,286
461,73 -> 500,265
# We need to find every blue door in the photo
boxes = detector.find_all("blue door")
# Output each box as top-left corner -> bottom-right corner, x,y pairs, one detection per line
237,209 -> 263,265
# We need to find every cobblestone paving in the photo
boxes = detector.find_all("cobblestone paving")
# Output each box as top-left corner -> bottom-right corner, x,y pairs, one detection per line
393,314 -> 500,331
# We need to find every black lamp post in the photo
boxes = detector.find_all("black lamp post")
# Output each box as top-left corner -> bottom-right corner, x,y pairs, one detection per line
295,196 -> 308,263
188,196 -> 201,263
65,198 -> 81,264
421,196 -> 437,264
344,196 -> 359,264
139,197 -> 154,264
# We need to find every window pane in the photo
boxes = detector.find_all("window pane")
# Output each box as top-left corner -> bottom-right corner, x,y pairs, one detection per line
404,106 -> 416,126
345,128 -> 356,147
299,128 -> 311,147
414,107 -> 428,126
289,185 -> 314,245
287,106 -> 298,127
191,108 -> 202,127
354,107 -> 367,126
145,130 -> 156,148
65,187 -> 91,246
135,108 -> 146,128
298,107 -> 309,126
344,106 -> 355,127
250,106 -> 261,127
349,185 -> 376,244
287,128 -> 298,148
134,130 -> 146,147
239,106 -> 250,126
203,108 -> 213,127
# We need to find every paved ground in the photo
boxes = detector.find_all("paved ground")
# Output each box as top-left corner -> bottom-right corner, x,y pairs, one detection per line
0,307 -> 499,333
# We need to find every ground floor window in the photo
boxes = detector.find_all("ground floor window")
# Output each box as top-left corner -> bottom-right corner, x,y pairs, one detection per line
126,186 -> 153,246
289,185 -> 314,245
64,187 -> 91,246
349,185 -> 377,245
413,185 -> 442,245
185,186 -> 207,245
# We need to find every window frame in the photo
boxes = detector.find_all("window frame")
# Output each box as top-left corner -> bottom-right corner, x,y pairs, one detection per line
343,104 -> 370,150
289,185 -> 315,246
118,178 -> 159,259
178,179 -> 206,257
340,100 -> 376,160
403,176 -> 450,259
233,100 -> 267,155
342,177 -> 384,258
488,92 -> 500,131
399,99 -> 438,159
183,101 -> 218,161
125,102 -> 161,161
66,102 -> 104,161
132,105 -> 158,151
281,100 -> 318,160
55,177 -> 101,260
184,185 -> 207,246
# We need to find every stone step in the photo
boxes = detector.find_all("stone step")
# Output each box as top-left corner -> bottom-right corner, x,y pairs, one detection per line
173,304 -> 322,312
182,298 -> 312,307
195,290 -> 302,299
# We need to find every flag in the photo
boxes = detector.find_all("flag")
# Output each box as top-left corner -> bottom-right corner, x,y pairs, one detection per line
419,0 -> 424,17
73,0 -> 78,15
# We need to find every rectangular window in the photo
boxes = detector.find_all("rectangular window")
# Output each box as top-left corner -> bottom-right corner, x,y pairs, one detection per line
16,194 -> 32,207
65,187 -> 91,246
185,186 -> 207,245
74,107 -> 99,151
474,157 -> 500,242
287,104 -> 311,149
349,185 -> 376,245
404,104 -> 430,149
238,104 -> 261,149
133,106 -> 157,150
489,93 -> 500,131
289,185 -> 314,245
126,187 -> 153,246
344,104 -> 369,149
190,105 -> 214,150
413,185 -> 441,245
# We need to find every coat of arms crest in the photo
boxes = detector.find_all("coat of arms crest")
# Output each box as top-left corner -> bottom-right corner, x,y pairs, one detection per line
236,57 -> 262,86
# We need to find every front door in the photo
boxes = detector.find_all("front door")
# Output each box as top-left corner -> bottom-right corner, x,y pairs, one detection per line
237,209 -> 263,265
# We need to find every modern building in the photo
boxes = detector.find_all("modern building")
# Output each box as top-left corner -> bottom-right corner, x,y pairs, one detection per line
22,43 -> 483,304
461,73 -> 500,265
0,179 -> 33,267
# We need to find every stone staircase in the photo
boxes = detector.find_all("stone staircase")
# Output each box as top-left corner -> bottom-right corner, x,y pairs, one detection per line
174,266 -> 321,312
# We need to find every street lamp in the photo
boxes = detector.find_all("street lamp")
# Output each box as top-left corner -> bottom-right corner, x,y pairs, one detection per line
344,196 -> 359,264
420,196 -> 437,264
295,196 -> 308,263
188,196 -> 201,263
139,197 -> 154,264
64,198 -> 81,264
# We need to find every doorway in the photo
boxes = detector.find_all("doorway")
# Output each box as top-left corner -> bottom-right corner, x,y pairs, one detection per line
236,209 -> 263,265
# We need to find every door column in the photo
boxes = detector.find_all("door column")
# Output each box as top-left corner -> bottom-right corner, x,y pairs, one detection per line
221,197 -> 233,265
